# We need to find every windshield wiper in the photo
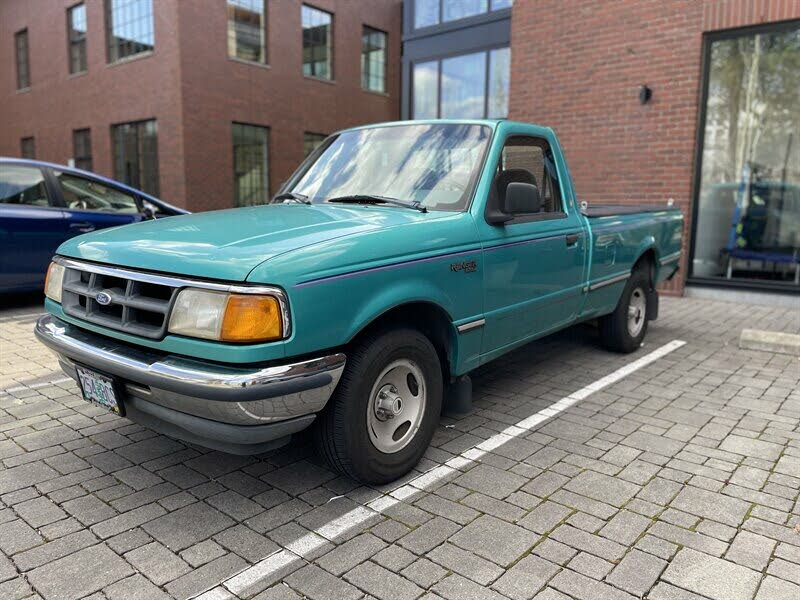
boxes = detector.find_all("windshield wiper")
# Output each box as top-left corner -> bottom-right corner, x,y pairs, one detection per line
326,194 -> 427,213
273,192 -> 311,205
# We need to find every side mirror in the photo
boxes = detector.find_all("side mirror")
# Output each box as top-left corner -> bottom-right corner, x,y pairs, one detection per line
505,182 -> 541,215
486,182 -> 542,225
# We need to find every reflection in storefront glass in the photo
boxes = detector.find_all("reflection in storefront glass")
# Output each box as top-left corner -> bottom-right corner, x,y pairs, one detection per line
693,25 -> 800,287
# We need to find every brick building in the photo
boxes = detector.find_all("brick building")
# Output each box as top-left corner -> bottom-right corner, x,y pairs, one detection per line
404,0 -> 799,296
1,0 -> 401,212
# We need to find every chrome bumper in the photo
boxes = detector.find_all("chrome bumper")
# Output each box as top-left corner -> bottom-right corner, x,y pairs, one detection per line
35,315 -> 346,453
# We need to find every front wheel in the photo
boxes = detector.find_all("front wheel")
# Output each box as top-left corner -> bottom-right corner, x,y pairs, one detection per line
314,328 -> 443,484
600,268 -> 650,353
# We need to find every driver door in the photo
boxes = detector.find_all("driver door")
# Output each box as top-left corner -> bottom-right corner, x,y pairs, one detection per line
51,170 -> 144,238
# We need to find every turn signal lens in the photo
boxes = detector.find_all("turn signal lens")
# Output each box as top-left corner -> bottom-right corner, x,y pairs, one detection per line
221,295 -> 283,342
44,262 -> 65,303
167,288 -> 286,343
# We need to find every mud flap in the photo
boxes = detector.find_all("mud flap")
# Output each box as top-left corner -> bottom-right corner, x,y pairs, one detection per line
646,288 -> 659,321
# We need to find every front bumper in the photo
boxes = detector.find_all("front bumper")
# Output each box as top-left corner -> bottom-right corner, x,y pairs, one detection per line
35,314 -> 346,454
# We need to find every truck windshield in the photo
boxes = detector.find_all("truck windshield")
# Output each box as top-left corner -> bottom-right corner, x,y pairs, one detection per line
286,123 -> 491,211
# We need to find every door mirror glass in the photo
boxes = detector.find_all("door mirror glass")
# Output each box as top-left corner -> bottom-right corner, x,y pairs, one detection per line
504,182 -> 541,214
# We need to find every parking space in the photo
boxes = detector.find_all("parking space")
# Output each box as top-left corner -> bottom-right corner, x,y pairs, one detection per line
1,296 -> 799,600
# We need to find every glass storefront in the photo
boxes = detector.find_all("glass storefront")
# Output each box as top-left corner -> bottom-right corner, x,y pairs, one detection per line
692,23 -> 800,289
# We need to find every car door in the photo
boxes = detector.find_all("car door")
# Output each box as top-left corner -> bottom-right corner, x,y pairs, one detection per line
0,162 -> 67,292
477,132 -> 587,360
50,169 -> 144,238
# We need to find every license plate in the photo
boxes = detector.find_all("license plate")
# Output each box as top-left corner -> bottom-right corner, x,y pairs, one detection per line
75,366 -> 123,415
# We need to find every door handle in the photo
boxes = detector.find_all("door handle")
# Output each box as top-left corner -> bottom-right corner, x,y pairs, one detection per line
69,221 -> 96,233
565,233 -> 581,246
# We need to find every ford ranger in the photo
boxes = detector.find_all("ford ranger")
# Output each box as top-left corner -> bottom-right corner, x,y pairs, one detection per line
35,120 -> 683,483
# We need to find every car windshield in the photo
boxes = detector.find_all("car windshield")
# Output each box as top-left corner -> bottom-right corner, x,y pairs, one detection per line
286,123 -> 492,211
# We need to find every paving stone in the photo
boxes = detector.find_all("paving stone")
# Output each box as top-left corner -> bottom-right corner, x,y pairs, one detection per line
670,485 -> 751,526
285,564 -> 362,600
427,542 -> 504,586
433,573 -> 507,600
622,431 -> 684,457
725,531 -> 776,571
14,496 -> 66,528
104,574 -> 170,600
518,500 -> 572,534
27,544 -> 134,600
719,435 -> 783,461
0,519 -> 44,555
12,529 -> 98,572
398,516 -> 459,555
62,494 -> 117,526
492,555 -> 559,600
166,553 -> 249,600
455,464 -> 528,499
755,576 -> 800,600
550,568 -> 636,600
606,549 -> 666,596
345,561 -> 424,600
401,558 -> 447,589
373,545 -> 417,570
550,525 -> 626,562
142,501 -> 235,551
124,541 -> 191,586
568,552 -> 614,580
0,461 -> 58,494
599,510 -> 651,546
316,533 -> 387,577
213,524 -> 280,564
564,470 -> 640,507
767,557 -> 800,585
206,490 -> 264,521
262,460 -> 335,496
662,548 -> 760,600
180,539 -> 227,568
90,503 -> 166,539
450,515 -> 538,567
532,538 -> 578,565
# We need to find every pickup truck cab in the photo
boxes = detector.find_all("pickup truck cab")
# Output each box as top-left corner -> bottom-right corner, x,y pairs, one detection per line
35,120 -> 683,483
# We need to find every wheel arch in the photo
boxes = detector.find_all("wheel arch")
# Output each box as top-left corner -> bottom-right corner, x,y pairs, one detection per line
346,300 -> 458,382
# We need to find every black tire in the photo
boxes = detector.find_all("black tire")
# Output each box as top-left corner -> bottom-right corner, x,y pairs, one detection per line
600,267 -> 650,353
314,327 -> 443,484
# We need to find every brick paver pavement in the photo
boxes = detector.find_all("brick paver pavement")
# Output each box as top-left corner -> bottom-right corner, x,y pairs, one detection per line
1,295 -> 798,599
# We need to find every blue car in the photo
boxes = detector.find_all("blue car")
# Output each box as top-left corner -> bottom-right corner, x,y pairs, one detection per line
0,158 -> 187,294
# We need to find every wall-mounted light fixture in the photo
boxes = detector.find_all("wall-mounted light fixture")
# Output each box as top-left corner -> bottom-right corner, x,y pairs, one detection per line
639,84 -> 652,104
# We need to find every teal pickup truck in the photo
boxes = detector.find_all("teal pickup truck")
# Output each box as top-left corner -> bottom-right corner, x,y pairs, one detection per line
35,120 -> 682,483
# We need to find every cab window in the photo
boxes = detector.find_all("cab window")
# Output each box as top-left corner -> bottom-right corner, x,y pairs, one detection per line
0,165 -> 51,207
55,172 -> 139,213
496,136 -> 563,214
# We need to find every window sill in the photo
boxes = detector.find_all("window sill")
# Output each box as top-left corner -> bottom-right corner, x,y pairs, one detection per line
15,87 -> 31,94
68,70 -> 88,80
107,50 -> 154,69
228,56 -> 270,69
362,87 -> 390,98
304,75 -> 336,86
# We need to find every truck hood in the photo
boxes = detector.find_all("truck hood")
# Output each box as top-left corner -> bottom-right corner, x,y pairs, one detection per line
56,204 -> 449,281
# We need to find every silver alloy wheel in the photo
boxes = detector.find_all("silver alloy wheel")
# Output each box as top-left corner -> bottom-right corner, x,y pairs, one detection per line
627,287 -> 646,337
366,359 -> 427,454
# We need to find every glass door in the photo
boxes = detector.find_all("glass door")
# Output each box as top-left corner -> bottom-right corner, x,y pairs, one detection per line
691,22 -> 800,289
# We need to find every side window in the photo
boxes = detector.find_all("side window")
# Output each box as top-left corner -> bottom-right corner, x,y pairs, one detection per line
55,171 -> 139,213
496,136 -> 563,214
0,165 -> 51,207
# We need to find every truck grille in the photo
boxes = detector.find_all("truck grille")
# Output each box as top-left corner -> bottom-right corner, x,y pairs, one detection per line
61,265 -> 178,339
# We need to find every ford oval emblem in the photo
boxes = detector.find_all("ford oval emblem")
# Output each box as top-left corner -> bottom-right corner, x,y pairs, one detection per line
95,291 -> 112,306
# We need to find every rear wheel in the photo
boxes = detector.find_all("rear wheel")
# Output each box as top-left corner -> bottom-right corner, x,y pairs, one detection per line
314,328 -> 443,484
600,267 -> 650,353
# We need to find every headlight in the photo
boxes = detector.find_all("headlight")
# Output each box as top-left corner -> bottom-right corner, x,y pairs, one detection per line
44,262 -> 65,303
168,288 -> 285,343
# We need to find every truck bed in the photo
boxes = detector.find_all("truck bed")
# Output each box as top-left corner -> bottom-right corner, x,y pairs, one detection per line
581,204 -> 681,218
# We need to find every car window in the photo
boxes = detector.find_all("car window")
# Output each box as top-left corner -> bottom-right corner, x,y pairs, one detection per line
498,136 -> 563,214
0,165 -> 52,207
55,171 -> 139,213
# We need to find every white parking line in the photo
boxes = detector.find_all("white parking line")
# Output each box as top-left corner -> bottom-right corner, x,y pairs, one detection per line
195,339 -> 687,599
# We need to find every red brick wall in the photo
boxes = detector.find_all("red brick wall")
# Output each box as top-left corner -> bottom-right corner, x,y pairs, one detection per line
176,0 -> 401,212
0,0 -> 401,211
509,0 -> 800,295
0,0 -> 187,205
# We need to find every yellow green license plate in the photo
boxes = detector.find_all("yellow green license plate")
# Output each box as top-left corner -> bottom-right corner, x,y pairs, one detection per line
75,365 -> 123,415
